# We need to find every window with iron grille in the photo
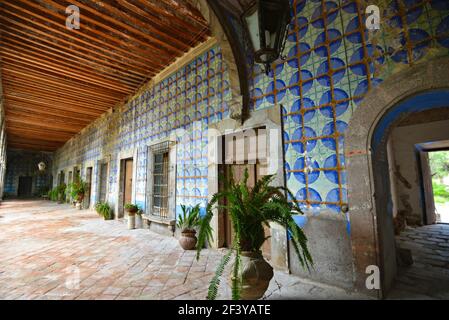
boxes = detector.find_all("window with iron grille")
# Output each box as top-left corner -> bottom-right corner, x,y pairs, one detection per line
151,142 -> 170,218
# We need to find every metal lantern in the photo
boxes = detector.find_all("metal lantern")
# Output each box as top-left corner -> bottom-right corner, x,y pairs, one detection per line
38,161 -> 46,172
242,0 -> 291,74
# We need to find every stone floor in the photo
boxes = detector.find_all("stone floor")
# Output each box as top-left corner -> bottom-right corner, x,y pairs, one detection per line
0,199 -> 364,300
391,224 -> 449,299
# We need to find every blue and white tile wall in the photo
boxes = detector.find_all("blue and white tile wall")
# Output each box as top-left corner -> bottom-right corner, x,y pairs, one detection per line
250,0 -> 449,213
53,47 -> 231,217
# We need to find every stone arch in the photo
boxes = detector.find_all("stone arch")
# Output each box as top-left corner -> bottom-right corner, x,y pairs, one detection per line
190,0 -> 247,121
344,56 -> 449,298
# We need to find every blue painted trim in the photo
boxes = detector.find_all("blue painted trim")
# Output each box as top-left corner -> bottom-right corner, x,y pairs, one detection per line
372,90 -> 449,151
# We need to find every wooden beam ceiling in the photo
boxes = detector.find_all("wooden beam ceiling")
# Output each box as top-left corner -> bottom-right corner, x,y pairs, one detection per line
0,0 -> 210,151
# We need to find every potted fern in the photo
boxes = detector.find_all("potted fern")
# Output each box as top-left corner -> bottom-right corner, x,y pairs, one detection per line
196,169 -> 313,300
95,202 -> 113,220
124,203 -> 139,229
177,204 -> 201,250
70,179 -> 87,210
56,183 -> 66,204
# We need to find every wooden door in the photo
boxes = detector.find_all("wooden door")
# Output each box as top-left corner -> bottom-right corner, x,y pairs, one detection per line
18,176 -> 32,197
99,163 -> 108,203
123,159 -> 133,207
419,151 -> 436,225
85,167 -> 93,208
222,163 -> 271,259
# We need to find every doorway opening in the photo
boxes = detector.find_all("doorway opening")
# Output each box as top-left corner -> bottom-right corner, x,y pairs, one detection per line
18,176 -> 32,197
118,158 -> 133,218
428,150 -> 449,224
98,162 -> 109,203
85,167 -> 93,209
217,127 -> 271,261
373,104 -> 449,298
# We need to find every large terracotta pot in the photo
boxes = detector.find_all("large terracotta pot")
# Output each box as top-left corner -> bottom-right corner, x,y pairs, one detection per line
231,251 -> 274,300
179,229 -> 197,250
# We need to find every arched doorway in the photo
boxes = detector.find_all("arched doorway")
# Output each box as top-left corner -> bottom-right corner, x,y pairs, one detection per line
345,57 -> 449,298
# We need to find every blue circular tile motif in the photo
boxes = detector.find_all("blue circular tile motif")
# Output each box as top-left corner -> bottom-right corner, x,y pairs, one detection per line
436,16 -> 449,48
345,15 -> 368,44
387,0 -> 423,27
288,43 -> 311,68
314,29 -> 342,57
268,63 -> 284,78
326,188 -> 347,212
289,70 -> 313,95
311,1 -> 339,29
285,161 -> 291,181
266,80 -> 287,103
319,88 -> 349,118
350,45 -> 384,76
291,98 -> 316,124
296,187 -> 322,207
391,29 -> 430,63
294,0 -> 307,14
323,154 -> 346,184
316,58 -> 346,87
353,78 -> 383,105
292,127 -> 317,153
321,120 -> 348,150
288,16 -> 309,42
284,131 -> 290,152
294,157 -> 320,184
252,88 -> 264,108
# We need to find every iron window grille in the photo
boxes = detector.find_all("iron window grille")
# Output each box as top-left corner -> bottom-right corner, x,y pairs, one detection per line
151,141 -> 170,218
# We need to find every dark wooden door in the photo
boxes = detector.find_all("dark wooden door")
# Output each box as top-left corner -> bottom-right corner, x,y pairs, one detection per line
85,167 -> 93,208
18,176 -> 32,197
222,163 -> 271,259
99,163 -> 108,203
123,159 -> 133,207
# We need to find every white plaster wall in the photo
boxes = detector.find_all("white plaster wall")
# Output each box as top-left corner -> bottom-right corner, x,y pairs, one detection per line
390,119 -> 449,225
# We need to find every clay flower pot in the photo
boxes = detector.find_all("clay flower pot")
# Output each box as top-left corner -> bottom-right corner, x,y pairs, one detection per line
179,229 -> 197,250
230,251 -> 274,300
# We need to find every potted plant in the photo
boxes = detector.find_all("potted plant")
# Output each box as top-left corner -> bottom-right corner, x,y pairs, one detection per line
176,204 -> 202,250
70,180 -> 87,210
135,209 -> 144,229
196,169 -> 313,300
56,183 -> 66,204
124,203 -> 139,229
95,202 -> 113,220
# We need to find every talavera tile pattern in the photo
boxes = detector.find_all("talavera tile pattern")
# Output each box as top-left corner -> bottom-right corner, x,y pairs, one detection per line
51,0 -> 449,222
250,0 -> 449,213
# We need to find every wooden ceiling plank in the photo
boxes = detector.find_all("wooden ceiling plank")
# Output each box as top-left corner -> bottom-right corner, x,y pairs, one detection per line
115,0 -> 204,44
59,0 -> 184,55
6,104 -> 95,123
6,116 -> 84,133
4,94 -> 107,117
0,13 -> 161,73
23,0 -> 177,63
3,76 -> 121,106
3,79 -> 119,107
2,39 -> 146,84
2,66 -> 126,100
0,23 -> 157,76
2,52 -> 135,93
90,0 -> 191,50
